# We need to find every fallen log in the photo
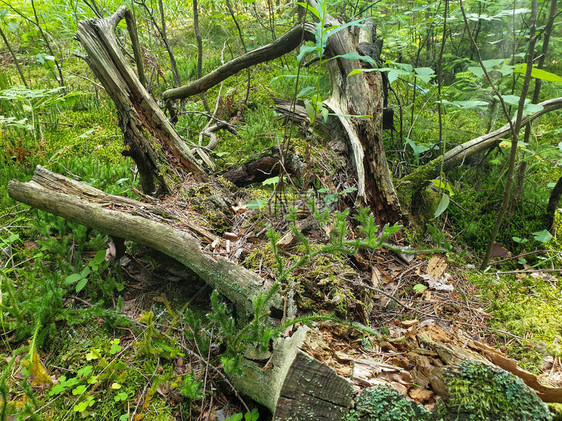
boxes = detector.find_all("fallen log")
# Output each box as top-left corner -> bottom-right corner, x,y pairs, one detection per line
397,96 -> 562,198
9,166 -> 558,419
7,165 -> 279,317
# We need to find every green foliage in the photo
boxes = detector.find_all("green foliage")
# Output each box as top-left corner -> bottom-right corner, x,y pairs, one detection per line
226,408 -> 260,421
437,360 -> 552,420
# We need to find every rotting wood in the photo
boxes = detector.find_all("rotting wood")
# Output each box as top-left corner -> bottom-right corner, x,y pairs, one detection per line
398,96 -> 562,195
76,6 -> 206,194
222,147 -> 303,187
7,166 -> 278,317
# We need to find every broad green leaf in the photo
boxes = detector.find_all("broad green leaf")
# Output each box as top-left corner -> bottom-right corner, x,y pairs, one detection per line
414,67 -> 435,84
533,230 -> 553,243
482,59 -> 505,70
297,86 -> 315,98
501,95 -> 520,106
75,278 -> 88,293
525,103 -> 543,113
498,63 -> 514,76
514,64 -> 562,82
92,249 -> 106,265
297,44 -> 318,64
262,176 -> 279,186
80,266 -> 91,278
304,99 -> 316,124
467,66 -> 484,78
433,194 -> 450,218
325,17 -> 368,38
440,99 -> 488,109
326,52 -> 377,65
64,273 -> 83,285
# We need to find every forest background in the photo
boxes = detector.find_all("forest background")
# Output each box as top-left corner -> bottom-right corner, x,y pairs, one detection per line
0,0 -> 561,419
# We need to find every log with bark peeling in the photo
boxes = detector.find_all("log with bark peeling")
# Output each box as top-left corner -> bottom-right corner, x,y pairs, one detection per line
7,166 -> 278,317
76,7 -> 207,195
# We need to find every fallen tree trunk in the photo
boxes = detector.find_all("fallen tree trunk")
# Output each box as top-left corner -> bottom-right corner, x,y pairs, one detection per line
9,166 -> 560,418
162,25 -> 314,101
397,96 -> 562,202
7,166 -> 278,317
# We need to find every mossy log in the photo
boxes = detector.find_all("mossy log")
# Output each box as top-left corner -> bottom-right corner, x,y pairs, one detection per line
7,166 -> 357,420
397,96 -> 562,200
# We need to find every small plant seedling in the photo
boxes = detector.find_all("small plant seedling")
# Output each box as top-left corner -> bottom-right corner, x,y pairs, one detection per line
64,250 -> 106,293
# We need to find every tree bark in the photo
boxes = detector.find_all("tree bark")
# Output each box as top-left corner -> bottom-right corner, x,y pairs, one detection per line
545,176 -> 562,231
162,25 -> 314,101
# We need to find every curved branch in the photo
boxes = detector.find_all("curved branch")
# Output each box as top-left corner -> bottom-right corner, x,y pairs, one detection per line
162,25 -> 314,101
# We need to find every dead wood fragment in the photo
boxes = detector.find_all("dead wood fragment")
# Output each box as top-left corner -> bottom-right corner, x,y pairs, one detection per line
222,147 -> 303,187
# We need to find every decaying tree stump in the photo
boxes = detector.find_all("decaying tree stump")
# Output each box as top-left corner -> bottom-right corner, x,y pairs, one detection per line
76,6 -> 206,195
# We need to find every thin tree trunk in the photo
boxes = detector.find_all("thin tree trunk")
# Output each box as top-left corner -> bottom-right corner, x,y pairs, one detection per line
0,24 -> 27,87
513,0 -> 557,205
479,0 -> 538,269
192,0 -> 210,113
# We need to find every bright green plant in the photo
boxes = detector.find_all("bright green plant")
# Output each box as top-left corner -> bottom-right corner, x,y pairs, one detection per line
64,249 -> 107,293
226,408 -> 259,421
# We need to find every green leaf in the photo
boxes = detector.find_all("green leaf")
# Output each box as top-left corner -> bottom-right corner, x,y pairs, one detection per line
304,99 -> 316,124
64,273 -> 84,285
430,179 -> 454,196
414,67 -> 434,83
80,266 -> 91,278
513,64 -> 562,82
327,52 -> 377,65
413,284 -> 427,293
440,99 -> 489,109
91,249 -> 106,265
501,95 -> 520,106
296,2 -> 320,20
524,103 -> 543,113
467,66 -> 484,78
512,236 -> 528,244
482,59 -> 505,70
297,44 -> 317,64
433,194 -> 450,218
246,200 -> 267,210
262,176 -> 279,186
75,278 -> 88,293
77,365 -> 93,378
72,385 -> 87,395
532,230 -> 553,243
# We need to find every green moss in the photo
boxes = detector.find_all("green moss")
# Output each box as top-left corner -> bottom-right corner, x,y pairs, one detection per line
468,270 -> 562,371
438,360 -> 552,420
345,385 -> 432,421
